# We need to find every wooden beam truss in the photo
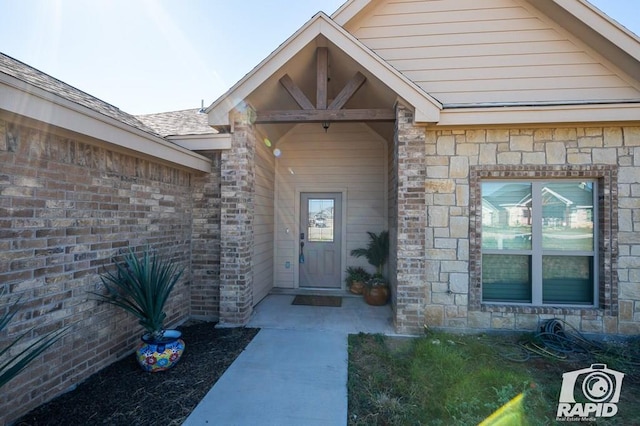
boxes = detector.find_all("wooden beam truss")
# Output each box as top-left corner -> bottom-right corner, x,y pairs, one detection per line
264,48 -> 394,124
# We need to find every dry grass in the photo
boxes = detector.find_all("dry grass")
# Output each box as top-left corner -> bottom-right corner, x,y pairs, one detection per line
348,332 -> 640,425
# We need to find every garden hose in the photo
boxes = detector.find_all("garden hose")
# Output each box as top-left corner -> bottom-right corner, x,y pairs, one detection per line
498,318 -> 640,378
497,342 -> 531,363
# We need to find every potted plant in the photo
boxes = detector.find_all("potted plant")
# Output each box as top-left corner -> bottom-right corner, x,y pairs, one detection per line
363,274 -> 390,306
93,247 -> 185,372
345,266 -> 371,295
350,231 -> 390,305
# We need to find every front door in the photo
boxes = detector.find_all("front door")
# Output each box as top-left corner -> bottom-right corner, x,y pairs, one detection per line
299,193 -> 342,288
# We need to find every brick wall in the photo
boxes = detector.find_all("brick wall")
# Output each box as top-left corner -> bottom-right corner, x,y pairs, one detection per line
0,117 -> 197,423
388,111 -> 399,313
394,105 -> 428,334
218,109 -> 256,326
191,151 -> 222,319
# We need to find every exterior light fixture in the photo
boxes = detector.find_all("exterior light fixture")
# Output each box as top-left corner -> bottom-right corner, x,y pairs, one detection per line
322,121 -> 330,132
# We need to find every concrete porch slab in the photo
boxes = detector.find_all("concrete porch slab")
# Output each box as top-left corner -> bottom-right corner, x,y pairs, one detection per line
247,294 -> 395,334
183,294 -> 394,425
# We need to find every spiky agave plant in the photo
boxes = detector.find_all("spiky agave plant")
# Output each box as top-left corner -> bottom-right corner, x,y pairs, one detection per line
350,230 -> 389,276
0,294 -> 68,389
94,248 -> 184,342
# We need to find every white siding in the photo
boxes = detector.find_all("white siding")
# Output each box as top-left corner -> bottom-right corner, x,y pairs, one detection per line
274,123 -> 387,288
253,133 -> 275,305
349,0 -> 640,105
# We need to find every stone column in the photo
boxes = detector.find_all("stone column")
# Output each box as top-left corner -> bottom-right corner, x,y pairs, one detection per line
218,107 -> 257,326
394,104 -> 427,334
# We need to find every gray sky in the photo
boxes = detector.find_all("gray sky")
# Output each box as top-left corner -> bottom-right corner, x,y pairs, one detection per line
1,0 -> 637,115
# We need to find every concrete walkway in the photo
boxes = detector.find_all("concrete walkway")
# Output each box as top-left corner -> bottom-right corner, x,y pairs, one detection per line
183,294 -> 393,425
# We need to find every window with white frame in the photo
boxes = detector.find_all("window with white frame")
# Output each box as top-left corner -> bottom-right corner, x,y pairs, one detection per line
481,180 -> 597,306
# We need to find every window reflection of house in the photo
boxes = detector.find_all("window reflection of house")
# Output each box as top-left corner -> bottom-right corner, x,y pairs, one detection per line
541,183 -> 593,230
481,199 -> 500,227
483,182 -> 593,230
483,182 -> 532,229
481,180 -> 596,306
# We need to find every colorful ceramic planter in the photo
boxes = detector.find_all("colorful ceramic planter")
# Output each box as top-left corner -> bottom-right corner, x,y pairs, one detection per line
136,329 -> 185,372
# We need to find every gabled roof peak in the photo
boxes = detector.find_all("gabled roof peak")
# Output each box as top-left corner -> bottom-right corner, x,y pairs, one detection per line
205,11 -> 442,127
334,0 -> 640,84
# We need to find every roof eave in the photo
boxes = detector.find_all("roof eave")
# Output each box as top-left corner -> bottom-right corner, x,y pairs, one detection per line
0,72 -> 211,172
167,133 -> 232,151
556,0 -> 640,62
331,0 -> 372,26
436,102 -> 640,127
525,0 -> 640,83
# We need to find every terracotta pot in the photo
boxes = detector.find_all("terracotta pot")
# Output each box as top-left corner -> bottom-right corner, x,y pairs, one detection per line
364,285 -> 389,306
136,329 -> 185,372
349,280 -> 365,295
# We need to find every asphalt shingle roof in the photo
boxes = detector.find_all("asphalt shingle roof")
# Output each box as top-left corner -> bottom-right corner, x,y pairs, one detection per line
0,52 -> 165,138
0,52 -> 213,139
136,109 -> 214,137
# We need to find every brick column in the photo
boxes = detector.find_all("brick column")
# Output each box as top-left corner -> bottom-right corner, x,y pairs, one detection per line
394,104 -> 427,334
218,107 -> 257,326
191,152 -> 222,320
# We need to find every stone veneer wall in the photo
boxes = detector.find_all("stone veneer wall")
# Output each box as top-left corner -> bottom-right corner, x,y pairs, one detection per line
415,125 -> 640,335
0,117 -> 196,424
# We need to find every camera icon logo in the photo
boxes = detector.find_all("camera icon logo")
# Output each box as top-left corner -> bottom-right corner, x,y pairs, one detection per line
557,364 -> 625,419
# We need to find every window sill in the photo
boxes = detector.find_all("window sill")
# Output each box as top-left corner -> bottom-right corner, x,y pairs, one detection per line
477,304 -> 603,316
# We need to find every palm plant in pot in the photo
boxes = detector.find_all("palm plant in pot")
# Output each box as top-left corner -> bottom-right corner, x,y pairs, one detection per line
350,231 -> 390,306
93,247 -> 185,372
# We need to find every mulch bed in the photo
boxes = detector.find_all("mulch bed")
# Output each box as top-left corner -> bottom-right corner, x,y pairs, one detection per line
15,321 -> 259,426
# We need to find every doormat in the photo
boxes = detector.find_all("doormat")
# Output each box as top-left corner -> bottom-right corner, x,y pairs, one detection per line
292,295 -> 342,307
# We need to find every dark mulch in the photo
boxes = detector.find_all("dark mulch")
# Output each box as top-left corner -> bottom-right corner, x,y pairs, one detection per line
15,322 -> 259,426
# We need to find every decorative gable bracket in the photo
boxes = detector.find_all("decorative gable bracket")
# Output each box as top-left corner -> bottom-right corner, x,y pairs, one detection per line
255,47 -> 395,124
